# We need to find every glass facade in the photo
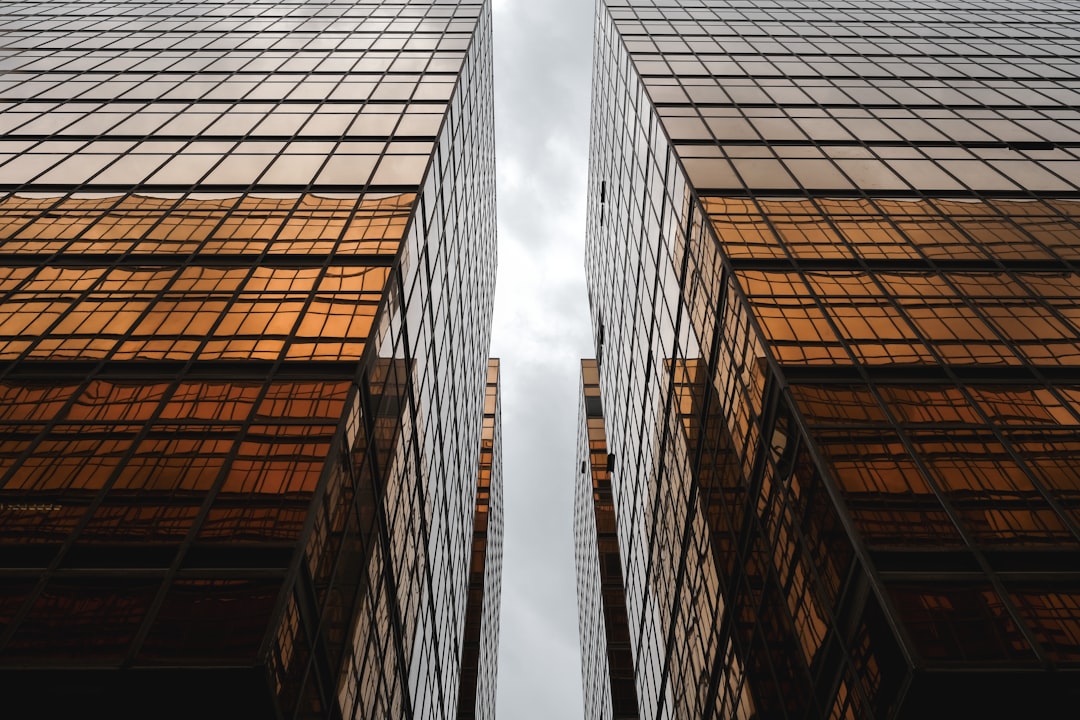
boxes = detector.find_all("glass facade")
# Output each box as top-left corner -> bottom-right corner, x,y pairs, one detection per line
456,358 -> 503,720
575,358 -> 640,720
0,1 -> 498,718
580,1 -> 1080,718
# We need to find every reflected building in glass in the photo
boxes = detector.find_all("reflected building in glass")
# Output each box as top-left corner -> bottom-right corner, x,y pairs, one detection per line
577,0 -> 1080,717
0,1 -> 500,718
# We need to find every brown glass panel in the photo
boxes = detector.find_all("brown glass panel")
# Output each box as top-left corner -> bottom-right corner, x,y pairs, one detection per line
0,384 -> 74,422
0,192 -> 413,257
5,578 -> 160,664
1008,588 -> 1080,664
889,584 -> 1034,664
812,428 -> 964,548
139,577 -> 282,663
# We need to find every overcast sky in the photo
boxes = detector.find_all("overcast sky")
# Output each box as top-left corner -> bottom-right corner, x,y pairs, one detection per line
488,0 -> 596,717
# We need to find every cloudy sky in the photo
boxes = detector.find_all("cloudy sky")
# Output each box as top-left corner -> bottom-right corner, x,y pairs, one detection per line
488,0 -> 596,716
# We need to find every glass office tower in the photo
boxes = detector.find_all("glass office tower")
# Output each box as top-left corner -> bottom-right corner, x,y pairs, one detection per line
578,0 -> 1080,718
457,358 -> 503,720
0,1 -> 499,719
576,358 -> 640,720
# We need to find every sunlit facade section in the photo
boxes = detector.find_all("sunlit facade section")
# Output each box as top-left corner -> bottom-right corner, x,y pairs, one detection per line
583,0 -> 1080,718
457,358 -> 503,720
0,1 -> 497,719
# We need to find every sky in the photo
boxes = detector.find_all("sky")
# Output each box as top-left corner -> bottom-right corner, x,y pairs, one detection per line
488,0 -> 597,717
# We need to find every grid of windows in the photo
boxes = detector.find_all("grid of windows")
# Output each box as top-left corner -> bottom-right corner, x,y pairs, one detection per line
0,1 -> 497,719
575,359 -> 641,720
582,1 -> 1080,718
456,359 -> 503,720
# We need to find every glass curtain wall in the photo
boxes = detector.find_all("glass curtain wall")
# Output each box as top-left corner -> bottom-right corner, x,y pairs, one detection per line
582,1 -> 1080,717
0,1 -> 497,718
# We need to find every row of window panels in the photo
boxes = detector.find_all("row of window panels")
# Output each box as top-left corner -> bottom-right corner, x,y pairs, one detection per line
2,18 -> 480,35
678,146 -> 1080,193
0,265 -> 392,296
704,205 -> 1080,262
631,54 -> 1080,81
610,17 -> 1080,40
0,33 -> 475,53
0,144 -> 434,188
0,234 -> 403,258
607,0 -> 1072,18
0,191 -> 414,254
814,428 -> 1080,547
0,423 -> 337,493
0,378 -> 351,423
0,576 -> 284,664
0,498 -> 312,546
661,107 -> 1080,146
747,302 -> 1080,367
625,36 -> 1080,58
0,297 -> 384,362
0,50 -> 466,74
740,269 -> 1080,303
791,383 -> 1080,428
0,412 -> 398,548
1,274 -> 389,301
733,270 -> 1080,337
890,583 -> 1080,664
643,75 -> 1080,108
6,1 -> 485,17
0,105 -> 448,140
0,75 -> 458,103
704,193 -> 1080,219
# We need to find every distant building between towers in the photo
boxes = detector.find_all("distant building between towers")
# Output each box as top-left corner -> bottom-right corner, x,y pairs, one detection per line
0,1 -> 501,718
575,1 -> 1080,718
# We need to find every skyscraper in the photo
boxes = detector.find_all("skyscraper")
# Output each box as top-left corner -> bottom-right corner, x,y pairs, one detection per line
0,1 -> 499,718
457,358 -> 503,720
577,0 -> 1080,717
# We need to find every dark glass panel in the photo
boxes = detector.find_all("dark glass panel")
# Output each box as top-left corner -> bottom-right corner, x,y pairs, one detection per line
139,577 -> 282,663
5,578 -> 160,664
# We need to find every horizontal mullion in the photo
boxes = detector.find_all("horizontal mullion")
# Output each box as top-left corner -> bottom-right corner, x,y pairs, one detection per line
0,358 -> 364,380
0,183 -> 422,193
0,254 -> 397,268
728,258 -> 1078,273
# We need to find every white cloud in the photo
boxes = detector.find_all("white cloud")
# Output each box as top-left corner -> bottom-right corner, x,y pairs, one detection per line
489,0 -> 596,717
